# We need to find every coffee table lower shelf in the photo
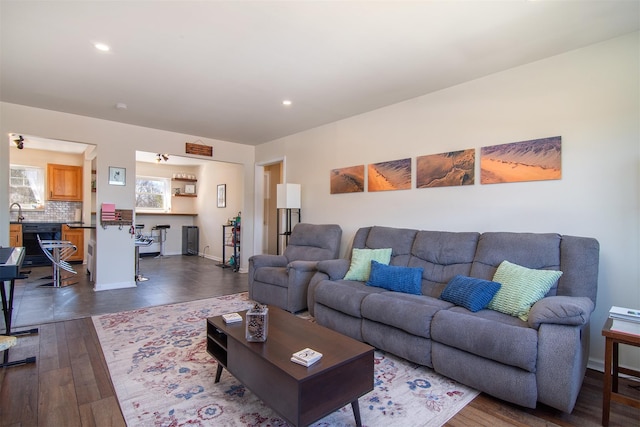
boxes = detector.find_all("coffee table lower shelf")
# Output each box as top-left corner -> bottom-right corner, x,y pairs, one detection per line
206,307 -> 374,427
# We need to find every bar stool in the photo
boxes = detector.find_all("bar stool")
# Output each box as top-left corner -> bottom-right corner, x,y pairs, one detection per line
152,224 -> 170,257
37,235 -> 77,287
134,224 -> 153,281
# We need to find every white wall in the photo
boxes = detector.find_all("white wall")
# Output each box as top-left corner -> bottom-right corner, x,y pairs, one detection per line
0,104 -> 255,290
256,33 -> 640,370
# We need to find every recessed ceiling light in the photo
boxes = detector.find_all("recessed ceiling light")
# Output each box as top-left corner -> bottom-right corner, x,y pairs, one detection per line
94,42 -> 110,52
282,100 -> 292,106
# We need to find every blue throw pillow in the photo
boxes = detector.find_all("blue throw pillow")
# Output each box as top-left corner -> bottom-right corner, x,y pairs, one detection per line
366,261 -> 423,295
440,275 -> 502,312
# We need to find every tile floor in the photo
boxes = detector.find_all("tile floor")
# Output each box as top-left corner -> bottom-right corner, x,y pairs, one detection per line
3,254 -> 248,332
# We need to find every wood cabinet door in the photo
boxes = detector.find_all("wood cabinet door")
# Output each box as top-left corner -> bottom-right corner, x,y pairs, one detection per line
48,164 -> 83,201
62,225 -> 84,262
9,223 -> 22,247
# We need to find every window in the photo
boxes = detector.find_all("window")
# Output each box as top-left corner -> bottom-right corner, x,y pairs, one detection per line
135,176 -> 171,211
10,165 -> 45,210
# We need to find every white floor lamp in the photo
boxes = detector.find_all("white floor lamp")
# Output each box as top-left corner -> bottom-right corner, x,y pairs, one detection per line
276,183 -> 301,255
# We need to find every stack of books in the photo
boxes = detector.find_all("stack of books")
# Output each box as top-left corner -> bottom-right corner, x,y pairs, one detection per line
609,306 -> 640,335
291,348 -> 323,367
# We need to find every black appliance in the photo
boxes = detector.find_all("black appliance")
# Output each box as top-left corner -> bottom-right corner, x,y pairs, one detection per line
182,226 -> 199,255
20,222 -> 62,267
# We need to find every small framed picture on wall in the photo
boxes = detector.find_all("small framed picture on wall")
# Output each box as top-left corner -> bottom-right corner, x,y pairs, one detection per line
217,184 -> 226,208
109,166 -> 126,186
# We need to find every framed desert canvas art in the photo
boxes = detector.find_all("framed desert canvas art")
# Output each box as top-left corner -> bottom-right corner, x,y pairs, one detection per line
417,149 -> 475,188
481,136 -> 561,184
368,158 -> 412,192
330,165 -> 365,194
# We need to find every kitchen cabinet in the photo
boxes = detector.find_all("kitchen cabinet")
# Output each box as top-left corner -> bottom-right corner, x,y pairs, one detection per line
62,225 -> 84,262
9,223 -> 22,247
48,164 -> 83,201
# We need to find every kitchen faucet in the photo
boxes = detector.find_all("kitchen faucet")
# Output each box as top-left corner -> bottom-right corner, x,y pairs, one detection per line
9,202 -> 24,223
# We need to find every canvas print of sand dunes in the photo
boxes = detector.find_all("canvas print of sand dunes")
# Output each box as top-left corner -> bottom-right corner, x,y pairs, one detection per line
481,136 -> 561,184
417,149 -> 475,188
368,158 -> 411,192
330,165 -> 365,194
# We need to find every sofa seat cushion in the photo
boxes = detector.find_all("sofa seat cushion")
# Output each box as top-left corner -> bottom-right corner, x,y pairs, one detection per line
431,308 -> 538,372
361,292 -> 452,339
254,266 -> 289,288
314,280 -> 384,318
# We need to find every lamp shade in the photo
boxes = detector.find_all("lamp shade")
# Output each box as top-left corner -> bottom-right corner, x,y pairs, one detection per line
277,183 -> 301,209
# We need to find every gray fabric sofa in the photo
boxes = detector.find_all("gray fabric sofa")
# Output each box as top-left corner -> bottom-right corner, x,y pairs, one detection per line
249,223 -> 342,313
307,226 -> 599,413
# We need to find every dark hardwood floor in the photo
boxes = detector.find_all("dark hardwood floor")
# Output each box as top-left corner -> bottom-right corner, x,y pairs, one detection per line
1,255 -> 639,426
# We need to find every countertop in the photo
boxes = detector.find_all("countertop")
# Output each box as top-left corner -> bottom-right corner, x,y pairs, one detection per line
10,221 -> 93,228
11,221 -> 81,225
65,223 -> 97,229
89,212 -> 198,216
135,212 -> 198,216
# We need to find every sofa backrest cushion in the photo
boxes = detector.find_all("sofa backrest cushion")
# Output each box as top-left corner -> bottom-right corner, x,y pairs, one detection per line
408,231 -> 480,297
559,235 -> 599,303
284,223 -> 342,262
355,226 -> 418,266
470,232 -> 562,295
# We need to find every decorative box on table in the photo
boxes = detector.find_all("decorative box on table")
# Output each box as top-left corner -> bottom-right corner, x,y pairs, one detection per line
246,303 -> 269,342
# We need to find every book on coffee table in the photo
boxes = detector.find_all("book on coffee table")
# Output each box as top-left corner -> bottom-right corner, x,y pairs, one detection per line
291,348 -> 323,367
222,312 -> 243,324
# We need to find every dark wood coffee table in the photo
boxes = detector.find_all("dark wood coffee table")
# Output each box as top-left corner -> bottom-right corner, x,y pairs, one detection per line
207,306 -> 374,426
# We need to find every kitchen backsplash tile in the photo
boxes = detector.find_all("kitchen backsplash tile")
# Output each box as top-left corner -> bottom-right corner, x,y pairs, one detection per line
19,201 -> 83,223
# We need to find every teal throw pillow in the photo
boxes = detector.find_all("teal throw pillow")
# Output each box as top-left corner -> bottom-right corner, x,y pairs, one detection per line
440,275 -> 502,312
343,248 -> 392,281
366,261 -> 423,295
487,260 -> 563,321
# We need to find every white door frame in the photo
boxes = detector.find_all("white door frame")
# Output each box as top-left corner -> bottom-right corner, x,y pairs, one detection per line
254,156 -> 286,256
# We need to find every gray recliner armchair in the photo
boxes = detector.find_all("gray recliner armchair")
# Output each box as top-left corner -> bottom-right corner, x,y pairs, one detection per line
249,223 -> 342,313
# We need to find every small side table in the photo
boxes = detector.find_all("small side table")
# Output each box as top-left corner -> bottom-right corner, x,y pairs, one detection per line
602,317 -> 640,426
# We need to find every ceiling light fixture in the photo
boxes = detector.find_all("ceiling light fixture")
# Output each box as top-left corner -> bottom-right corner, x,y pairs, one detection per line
94,42 -> 110,52
282,100 -> 292,106
12,134 -> 24,150
156,153 -> 169,163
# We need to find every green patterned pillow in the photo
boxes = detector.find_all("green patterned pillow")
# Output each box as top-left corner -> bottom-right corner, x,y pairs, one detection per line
343,248 -> 392,281
487,260 -> 563,321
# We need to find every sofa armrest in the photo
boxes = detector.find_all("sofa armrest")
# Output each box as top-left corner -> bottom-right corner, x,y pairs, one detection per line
527,296 -> 594,329
288,260 -> 319,273
316,259 -> 351,280
249,254 -> 288,269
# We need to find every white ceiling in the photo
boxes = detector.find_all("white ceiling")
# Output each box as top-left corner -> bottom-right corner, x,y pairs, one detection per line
1,1 -> 638,146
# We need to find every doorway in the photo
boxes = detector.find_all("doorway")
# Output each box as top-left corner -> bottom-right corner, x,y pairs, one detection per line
263,162 -> 282,255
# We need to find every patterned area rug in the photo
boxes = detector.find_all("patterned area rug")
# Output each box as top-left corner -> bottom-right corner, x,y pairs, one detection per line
92,293 -> 479,426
